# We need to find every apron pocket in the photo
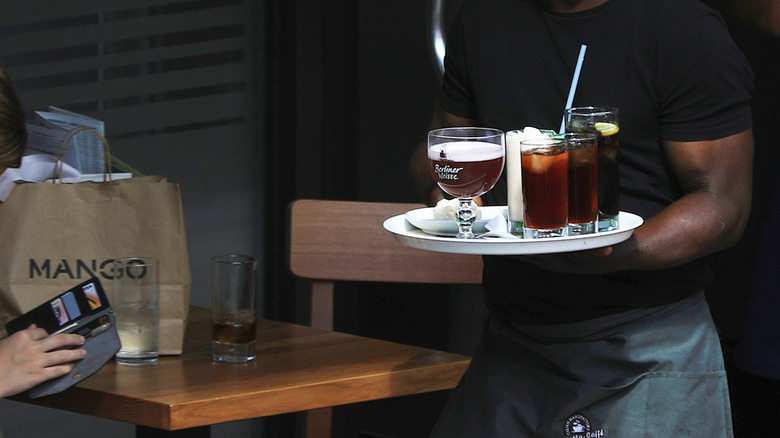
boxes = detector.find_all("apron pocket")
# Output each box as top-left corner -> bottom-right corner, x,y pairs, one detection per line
642,371 -> 733,438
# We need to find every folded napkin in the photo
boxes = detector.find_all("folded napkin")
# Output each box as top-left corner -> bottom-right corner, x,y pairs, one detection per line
480,212 -> 521,239
0,154 -> 79,202
433,198 -> 482,220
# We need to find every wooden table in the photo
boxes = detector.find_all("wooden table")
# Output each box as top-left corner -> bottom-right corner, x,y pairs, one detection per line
10,307 -> 470,437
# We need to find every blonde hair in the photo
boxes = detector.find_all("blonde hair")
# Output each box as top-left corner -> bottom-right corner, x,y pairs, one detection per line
0,67 -> 27,168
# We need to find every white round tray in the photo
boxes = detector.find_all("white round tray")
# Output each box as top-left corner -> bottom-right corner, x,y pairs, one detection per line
383,208 -> 643,255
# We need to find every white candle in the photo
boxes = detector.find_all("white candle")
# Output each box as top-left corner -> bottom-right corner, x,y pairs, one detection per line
505,130 -> 525,224
506,127 -> 552,226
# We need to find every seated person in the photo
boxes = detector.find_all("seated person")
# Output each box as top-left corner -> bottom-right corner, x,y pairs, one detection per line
0,66 -> 87,398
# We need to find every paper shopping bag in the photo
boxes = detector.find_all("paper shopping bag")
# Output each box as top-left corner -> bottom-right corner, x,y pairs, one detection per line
0,175 -> 191,354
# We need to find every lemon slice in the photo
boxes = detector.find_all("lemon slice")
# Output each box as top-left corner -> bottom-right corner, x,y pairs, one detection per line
595,122 -> 619,136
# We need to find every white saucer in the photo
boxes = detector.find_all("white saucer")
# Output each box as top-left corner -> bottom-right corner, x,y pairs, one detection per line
404,206 -> 506,236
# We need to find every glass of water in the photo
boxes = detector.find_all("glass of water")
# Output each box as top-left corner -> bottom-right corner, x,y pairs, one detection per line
113,257 -> 160,366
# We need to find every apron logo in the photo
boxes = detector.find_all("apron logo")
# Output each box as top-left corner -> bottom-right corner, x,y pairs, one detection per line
565,414 -> 605,437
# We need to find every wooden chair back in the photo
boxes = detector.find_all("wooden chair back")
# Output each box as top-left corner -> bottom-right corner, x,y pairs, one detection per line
287,199 -> 481,437
288,199 -> 483,329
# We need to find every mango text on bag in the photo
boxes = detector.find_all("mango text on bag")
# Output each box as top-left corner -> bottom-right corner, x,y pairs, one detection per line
29,258 -> 151,281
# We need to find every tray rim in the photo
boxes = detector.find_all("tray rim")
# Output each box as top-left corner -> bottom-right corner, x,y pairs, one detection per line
383,209 -> 643,255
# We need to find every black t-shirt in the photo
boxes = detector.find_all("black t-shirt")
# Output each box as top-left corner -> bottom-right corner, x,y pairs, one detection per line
439,0 -> 754,323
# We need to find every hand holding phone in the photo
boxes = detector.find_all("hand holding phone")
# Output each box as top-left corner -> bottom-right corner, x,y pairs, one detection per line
5,278 -> 110,336
0,324 -> 86,398
3,278 -> 120,398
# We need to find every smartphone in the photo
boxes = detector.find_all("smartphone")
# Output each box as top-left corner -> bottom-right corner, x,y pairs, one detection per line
5,277 -> 110,336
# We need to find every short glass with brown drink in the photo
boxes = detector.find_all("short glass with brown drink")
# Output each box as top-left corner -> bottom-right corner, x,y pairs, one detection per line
565,107 -> 620,231
428,127 -> 505,239
211,254 -> 258,363
564,132 -> 598,235
521,137 -> 569,238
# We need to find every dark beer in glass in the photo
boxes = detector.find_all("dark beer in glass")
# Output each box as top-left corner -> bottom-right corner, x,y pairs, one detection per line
564,132 -> 598,234
565,107 -> 620,231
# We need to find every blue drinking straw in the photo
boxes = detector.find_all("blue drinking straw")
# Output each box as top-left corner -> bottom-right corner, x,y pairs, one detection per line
559,44 -> 588,134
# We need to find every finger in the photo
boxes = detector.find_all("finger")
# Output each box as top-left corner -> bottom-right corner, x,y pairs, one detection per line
428,189 -> 445,206
24,326 -> 50,341
42,348 -> 87,368
588,246 -> 613,257
39,333 -> 85,352
38,363 -> 76,381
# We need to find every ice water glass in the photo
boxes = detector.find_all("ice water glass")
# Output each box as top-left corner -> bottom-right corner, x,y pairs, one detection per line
114,257 -> 160,366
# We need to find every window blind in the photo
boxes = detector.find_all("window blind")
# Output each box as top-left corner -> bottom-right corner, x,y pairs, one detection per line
0,0 -> 258,161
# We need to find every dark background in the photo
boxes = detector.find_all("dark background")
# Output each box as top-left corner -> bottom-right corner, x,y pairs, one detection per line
0,0 -> 775,437
263,1 -> 482,436
265,1 -> 779,436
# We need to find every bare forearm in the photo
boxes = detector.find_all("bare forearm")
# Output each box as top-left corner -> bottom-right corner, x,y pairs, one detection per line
606,189 -> 749,272
524,130 -> 754,275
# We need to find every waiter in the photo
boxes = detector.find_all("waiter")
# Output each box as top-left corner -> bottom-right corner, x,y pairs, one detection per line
410,0 -> 754,436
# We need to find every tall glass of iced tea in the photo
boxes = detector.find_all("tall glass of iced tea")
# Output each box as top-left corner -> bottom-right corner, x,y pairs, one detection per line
565,107 -> 620,231
564,132 -> 598,235
521,137 -> 569,238
428,127 -> 505,238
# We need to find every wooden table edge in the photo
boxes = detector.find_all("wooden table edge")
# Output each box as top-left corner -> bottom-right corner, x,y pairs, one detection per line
9,307 -> 471,431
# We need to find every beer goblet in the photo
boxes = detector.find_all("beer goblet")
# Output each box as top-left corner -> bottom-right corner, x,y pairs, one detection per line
427,127 -> 505,239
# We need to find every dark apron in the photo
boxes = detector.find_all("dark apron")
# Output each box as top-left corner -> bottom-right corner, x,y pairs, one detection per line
430,292 -> 733,437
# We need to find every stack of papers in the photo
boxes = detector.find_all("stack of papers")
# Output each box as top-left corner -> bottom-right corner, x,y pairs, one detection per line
25,107 -> 107,174
0,155 -> 132,202
0,109 -> 134,202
